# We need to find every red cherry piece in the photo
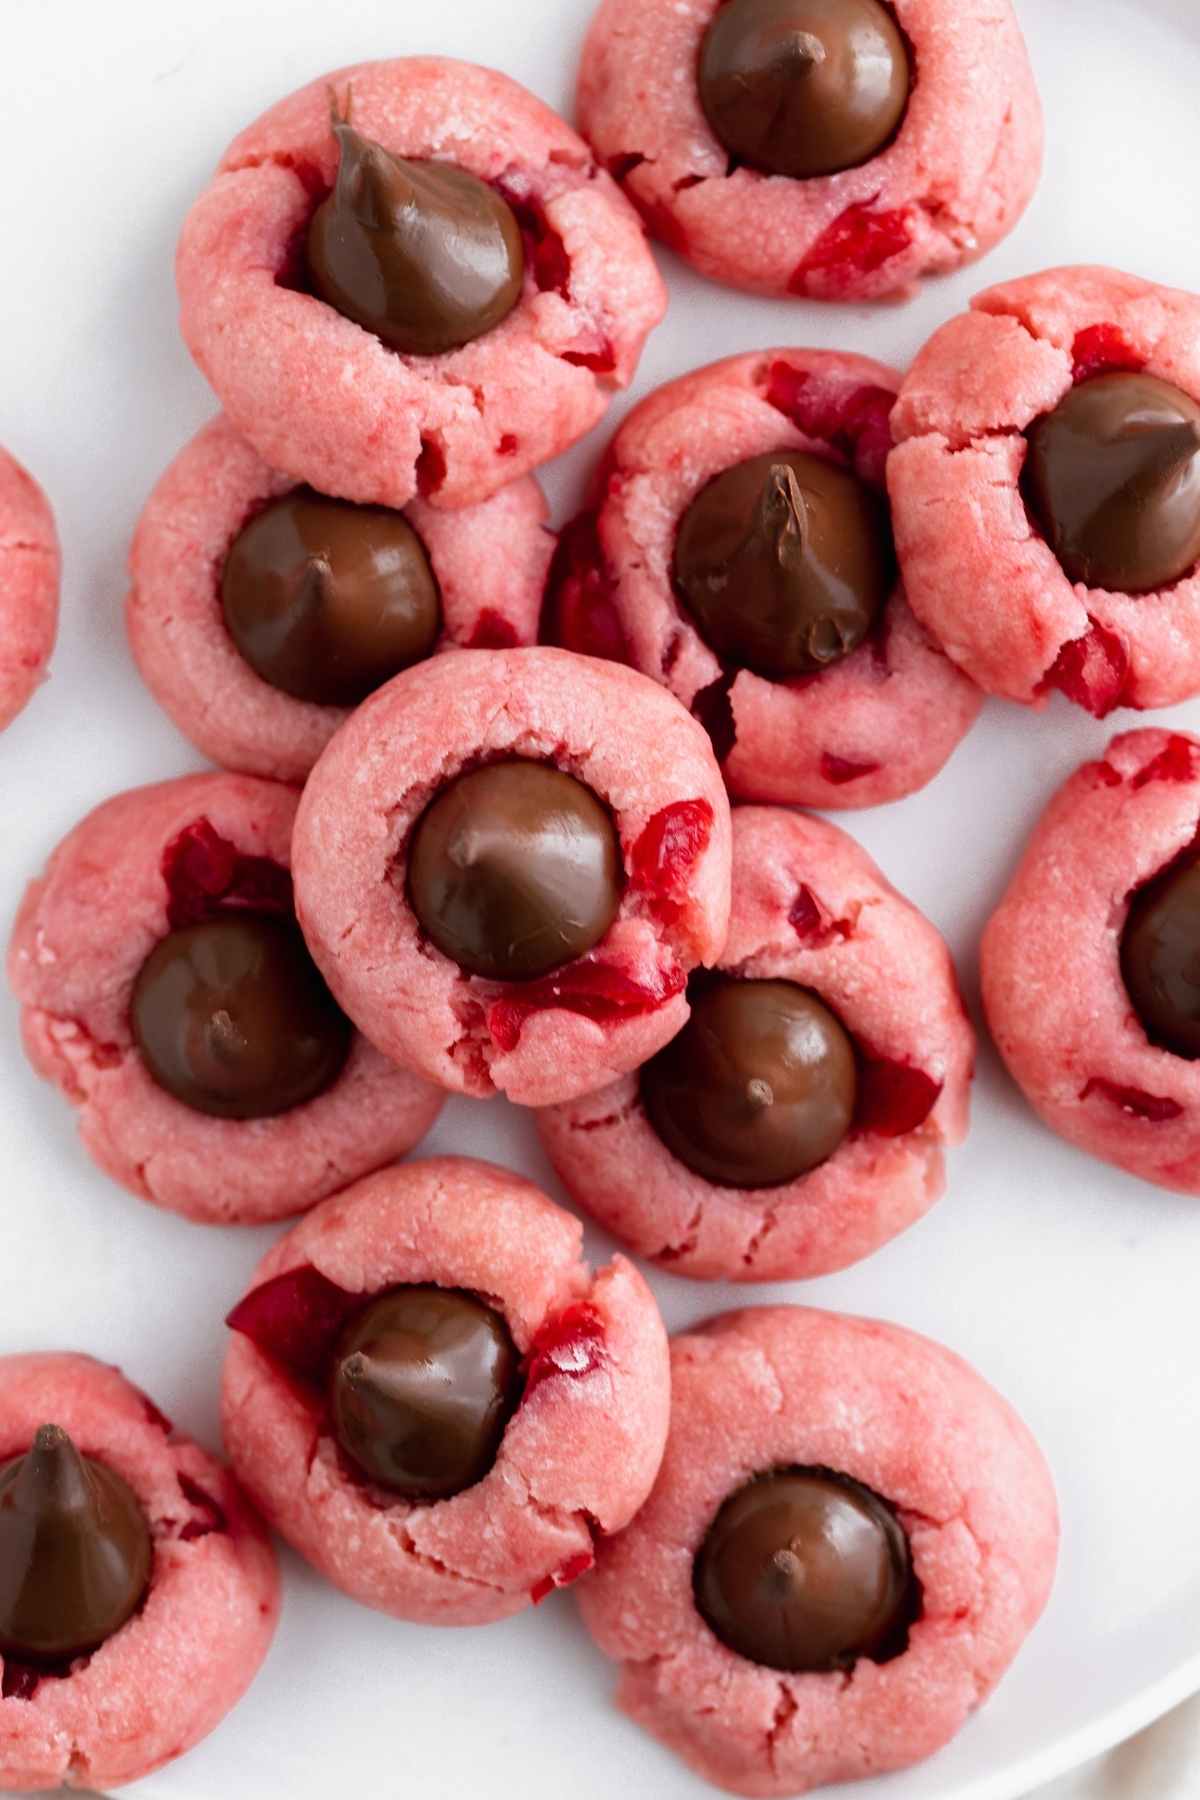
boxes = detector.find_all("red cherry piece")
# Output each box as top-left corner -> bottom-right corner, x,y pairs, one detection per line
162,818 -> 293,931
788,205 -> 912,300
1087,759 -> 1124,788
1081,1078 -> 1183,1123
465,610 -> 520,651
486,958 -> 686,1055
821,752 -> 882,786
496,187 -> 570,299
416,437 -> 448,498
858,1058 -> 942,1136
1131,735 -> 1198,789
523,1303 -> 606,1401
1041,620 -> 1129,718
789,884 -> 853,946
177,1473 -> 229,1541
2,1663 -> 41,1701
562,342 -> 617,373
226,1265 -> 361,1385
764,363 -> 895,486
530,1550 -> 596,1605
541,514 -> 632,666
1070,324 -> 1145,384
629,799 -> 715,923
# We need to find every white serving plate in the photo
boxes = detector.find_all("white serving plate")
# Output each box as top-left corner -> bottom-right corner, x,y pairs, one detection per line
2,1 -> 1199,1795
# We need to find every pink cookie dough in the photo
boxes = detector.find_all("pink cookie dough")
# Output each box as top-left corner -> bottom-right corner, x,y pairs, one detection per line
543,351 -> 981,808
982,728 -> 1200,1192
538,806 -> 973,1281
576,0 -> 1042,302
127,415 -> 553,782
8,772 -> 442,1224
0,1353 -> 278,1792
890,266 -> 1200,714
292,647 -> 732,1107
177,58 -> 667,512
578,1306 -> 1059,1798
222,1156 -> 670,1625
0,449 -> 59,732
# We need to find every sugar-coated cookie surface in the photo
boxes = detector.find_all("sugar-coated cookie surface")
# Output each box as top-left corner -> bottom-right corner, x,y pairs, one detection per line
983,729 -> 1200,1191
293,648 -> 731,1107
544,351 -> 981,808
7,773 -> 442,1223
127,416 -> 553,782
577,0 -> 1042,302
578,1307 -> 1059,1797
177,58 -> 666,511
890,266 -> 1200,712
222,1157 -> 670,1625
0,1353 -> 278,1792
0,449 -> 59,733
538,807 -> 973,1280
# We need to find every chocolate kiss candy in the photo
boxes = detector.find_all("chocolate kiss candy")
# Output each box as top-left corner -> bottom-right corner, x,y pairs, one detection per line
307,121 -> 525,356
0,1425 -> 153,1663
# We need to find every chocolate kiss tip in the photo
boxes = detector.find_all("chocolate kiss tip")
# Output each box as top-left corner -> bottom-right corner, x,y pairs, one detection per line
761,464 -> 808,540
15,1424 -> 91,1511
297,555 -> 334,608
340,1352 -> 372,1388
785,30 -> 827,69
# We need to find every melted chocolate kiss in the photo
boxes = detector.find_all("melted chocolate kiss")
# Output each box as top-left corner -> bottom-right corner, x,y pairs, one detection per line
673,452 -> 893,680
694,1468 -> 913,1672
1121,850 -> 1200,1059
1024,372 -> 1200,594
307,121 -> 525,356
131,913 -> 352,1120
0,1425 -> 152,1664
407,761 -> 623,982
222,489 -> 442,705
698,0 -> 910,180
641,977 -> 858,1186
329,1287 -> 521,1498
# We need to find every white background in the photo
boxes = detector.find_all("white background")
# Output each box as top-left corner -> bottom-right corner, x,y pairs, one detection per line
2,2 -> 1200,1797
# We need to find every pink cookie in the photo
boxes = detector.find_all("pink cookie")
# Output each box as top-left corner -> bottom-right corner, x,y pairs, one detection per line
0,1353 -> 278,1792
222,1156 -> 670,1625
177,59 -> 667,511
292,647 -> 732,1107
578,1306 -> 1058,1798
0,449 -> 59,732
576,0 -> 1041,302
982,728 -> 1200,1192
537,806 -> 973,1281
127,415 -> 553,782
8,773 -> 442,1224
543,351 -> 981,808
890,266 -> 1200,714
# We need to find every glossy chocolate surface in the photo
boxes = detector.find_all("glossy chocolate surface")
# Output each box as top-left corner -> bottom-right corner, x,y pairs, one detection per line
1024,372 -> 1200,594
0,1425 -> 152,1664
1122,849 -> 1200,1059
307,121 -> 525,356
694,1467 -> 913,1672
407,761 -> 623,982
698,0 -> 910,180
131,914 -> 352,1120
641,977 -> 857,1186
329,1287 -> 521,1499
673,452 -> 892,680
222,489 -> 441,705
